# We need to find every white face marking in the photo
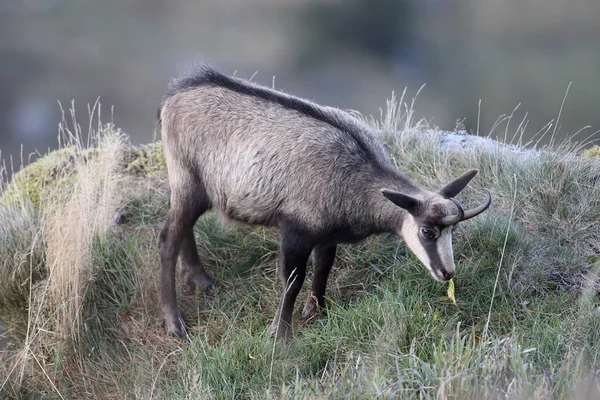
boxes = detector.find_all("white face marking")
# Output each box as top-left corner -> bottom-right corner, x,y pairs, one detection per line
401,215 -> 457,282
401,214 -> 436,280
436,226 -> 456,277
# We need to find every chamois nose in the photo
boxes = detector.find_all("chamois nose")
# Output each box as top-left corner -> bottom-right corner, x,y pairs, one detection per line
441,269 -> 454,281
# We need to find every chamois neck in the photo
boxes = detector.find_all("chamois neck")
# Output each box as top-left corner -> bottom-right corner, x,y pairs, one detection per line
369,170 -> 421,233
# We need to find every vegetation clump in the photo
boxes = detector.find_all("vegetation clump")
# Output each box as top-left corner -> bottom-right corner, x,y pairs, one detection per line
0,146 -> 88,208
125,141 -> 167,178
1,135 -> 165,211
581,144 -> 600,159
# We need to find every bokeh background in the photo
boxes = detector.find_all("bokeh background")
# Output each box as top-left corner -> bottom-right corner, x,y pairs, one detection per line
1,0 -> 599,162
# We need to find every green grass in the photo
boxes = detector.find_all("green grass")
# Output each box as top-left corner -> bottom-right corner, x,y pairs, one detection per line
1,99 -> 599,399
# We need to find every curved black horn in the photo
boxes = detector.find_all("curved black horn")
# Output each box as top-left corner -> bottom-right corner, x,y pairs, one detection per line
441,198 -> 465,225
461,189 -> 492,221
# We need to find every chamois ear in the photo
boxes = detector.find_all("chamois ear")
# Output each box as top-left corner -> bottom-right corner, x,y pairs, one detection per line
439,169 -> 478,198
381,189 -> 421,213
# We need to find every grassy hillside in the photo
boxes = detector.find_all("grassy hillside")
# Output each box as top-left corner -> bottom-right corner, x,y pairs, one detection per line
1,99 -> 599,399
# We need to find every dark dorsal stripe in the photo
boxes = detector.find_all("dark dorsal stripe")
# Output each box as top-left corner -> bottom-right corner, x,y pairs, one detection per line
158,64 -> 379,164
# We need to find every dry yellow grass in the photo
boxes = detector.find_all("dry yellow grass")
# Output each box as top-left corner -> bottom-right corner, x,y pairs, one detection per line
2,105 -> 129,395
42,130 -> 124,342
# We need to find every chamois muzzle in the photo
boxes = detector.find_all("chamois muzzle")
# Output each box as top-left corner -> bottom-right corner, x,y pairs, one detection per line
441,189 -> 492,225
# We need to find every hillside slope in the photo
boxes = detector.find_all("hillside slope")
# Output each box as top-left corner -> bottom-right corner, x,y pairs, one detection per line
1,101 -> 599,399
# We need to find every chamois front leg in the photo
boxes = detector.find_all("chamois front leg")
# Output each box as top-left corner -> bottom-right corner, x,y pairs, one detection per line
302,244 -> 337,320
159,183 -> 210,337
159,213 -> 187,337
269,231 -> 314,341
180,228 -> 214,294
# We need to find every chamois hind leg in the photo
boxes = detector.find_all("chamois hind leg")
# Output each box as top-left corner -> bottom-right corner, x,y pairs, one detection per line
180,228 -> 214,293
302,244 -> 337,320
269,230 -> 314,341
159,185 -> 209,337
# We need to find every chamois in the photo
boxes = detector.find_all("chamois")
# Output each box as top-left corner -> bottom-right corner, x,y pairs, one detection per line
157,64 -> 491,340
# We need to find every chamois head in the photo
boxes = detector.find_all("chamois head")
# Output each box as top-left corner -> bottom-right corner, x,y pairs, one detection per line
381,170 -> 491,281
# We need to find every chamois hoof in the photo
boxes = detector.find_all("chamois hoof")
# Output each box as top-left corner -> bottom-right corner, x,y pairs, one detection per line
162,308 -> 187,337
184,270 -> 215,294
301,293 -> 324,321
301,297 -> 318,321
268,320 -> 293,342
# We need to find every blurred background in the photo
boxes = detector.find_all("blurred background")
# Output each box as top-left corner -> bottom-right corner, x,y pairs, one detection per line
1,0 -> 599,163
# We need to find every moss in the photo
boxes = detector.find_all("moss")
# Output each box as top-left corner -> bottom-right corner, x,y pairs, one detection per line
0,146 -> 94,208
125,141 -> 167,177
581,145 -> 600,159
0,140 -> 167,210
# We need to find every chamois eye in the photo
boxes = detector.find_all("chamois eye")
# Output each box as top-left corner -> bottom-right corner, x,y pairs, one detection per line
421,228 -> 435,240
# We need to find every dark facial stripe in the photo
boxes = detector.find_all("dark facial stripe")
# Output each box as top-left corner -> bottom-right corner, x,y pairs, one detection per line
418,234 -> 445,274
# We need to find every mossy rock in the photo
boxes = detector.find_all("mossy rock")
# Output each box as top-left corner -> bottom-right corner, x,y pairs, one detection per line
0,139 -> 167,210
581,145 -> 600,159
0,141 -> 167,209
125,141 -> 167,177
0,146 -> 95,208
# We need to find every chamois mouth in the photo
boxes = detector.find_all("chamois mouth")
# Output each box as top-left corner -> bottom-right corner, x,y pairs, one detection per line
439,270 -> 454,281
428,268 -> 445,282
430,268 -> 454,282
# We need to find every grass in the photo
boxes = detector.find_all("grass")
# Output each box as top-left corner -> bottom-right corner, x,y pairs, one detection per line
1,96 -> 599,399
